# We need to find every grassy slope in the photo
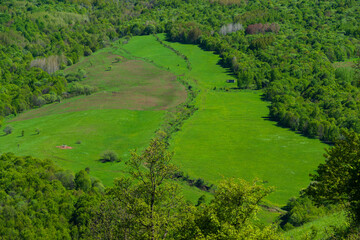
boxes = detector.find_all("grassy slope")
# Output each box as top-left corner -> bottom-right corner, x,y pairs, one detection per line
120,34 -> 326,208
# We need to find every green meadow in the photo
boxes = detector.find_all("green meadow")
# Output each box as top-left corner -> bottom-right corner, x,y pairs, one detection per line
1,109 -> 163,185
156,35 -> 326,206
0,35 -> 327,208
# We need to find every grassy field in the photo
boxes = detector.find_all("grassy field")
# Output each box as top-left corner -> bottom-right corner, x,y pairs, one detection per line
156,35 -> 327,206
1,109 -> 163,185
170,91 -> 325,205
1,35 -> 327,210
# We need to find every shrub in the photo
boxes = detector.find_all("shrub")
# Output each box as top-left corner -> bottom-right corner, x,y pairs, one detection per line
3,126 -> 13,135
101,150 -> 119,162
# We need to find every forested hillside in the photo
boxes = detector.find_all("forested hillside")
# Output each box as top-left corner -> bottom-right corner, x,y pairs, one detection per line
1,0 -> 360,238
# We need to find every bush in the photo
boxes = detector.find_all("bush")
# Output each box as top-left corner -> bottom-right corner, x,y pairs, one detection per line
3,126 -> 13,135
101,150 -> 119,162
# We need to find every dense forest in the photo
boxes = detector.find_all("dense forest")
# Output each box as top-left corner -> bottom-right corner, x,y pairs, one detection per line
1,0 -> 360,238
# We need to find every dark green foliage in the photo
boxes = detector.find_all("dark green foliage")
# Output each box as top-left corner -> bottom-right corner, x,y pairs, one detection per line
101,150 -> 119,162
0,153 -> 102,239
75,170 -> 92,192
304,131 -> 360,225
280,197 -> 336,229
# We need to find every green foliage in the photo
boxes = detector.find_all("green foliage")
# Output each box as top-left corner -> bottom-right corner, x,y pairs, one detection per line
90,138 -> 186,239
175,178 -> 279,239
101,150 -> 119,162
0,153 -> 102,239
89,139 -> 279,239
75,169 -> 92,192
280,197 -> 337,229
3,125 -> 12,135
304,131 -> 360,225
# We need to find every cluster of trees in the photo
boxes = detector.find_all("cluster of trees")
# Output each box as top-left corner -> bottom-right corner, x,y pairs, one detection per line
245,23 -> 280,35
0,153 -> 104,239
304,131 -> 360,225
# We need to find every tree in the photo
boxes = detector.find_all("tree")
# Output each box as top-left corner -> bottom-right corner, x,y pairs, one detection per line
101,150 -> 119,162
75,169 -> 92,192
3,126 -> 13,135
175,178 -> 278,239
90,138 -> 186,239
304,131 -> 360,224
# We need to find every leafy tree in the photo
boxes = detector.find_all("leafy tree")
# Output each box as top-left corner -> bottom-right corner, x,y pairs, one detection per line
90,138 -> 185,239
101,150 -> 119,162
176,178 -> 278,239
304,131 -> 360,224
75,169 -> 92,192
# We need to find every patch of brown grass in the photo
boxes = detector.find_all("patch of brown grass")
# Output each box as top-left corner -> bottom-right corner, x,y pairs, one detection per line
11,55 -> 187,122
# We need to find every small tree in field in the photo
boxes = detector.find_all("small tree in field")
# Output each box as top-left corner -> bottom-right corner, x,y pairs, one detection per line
3,126 -> 13,135
101,150 -> 119,162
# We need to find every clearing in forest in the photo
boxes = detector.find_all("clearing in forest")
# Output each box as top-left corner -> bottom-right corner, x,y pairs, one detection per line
0,35 -> 327,207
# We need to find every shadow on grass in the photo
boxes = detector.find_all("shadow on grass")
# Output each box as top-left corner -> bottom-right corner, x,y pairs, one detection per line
261,115 -> 333,146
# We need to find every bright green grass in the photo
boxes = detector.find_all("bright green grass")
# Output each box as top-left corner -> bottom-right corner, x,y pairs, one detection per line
284,211 -> 347,239
120,35 -> 188,75
170,91 -> 325,205
0,109 -> 163,186
113,35 -> 327,206
156,36 -> 327,206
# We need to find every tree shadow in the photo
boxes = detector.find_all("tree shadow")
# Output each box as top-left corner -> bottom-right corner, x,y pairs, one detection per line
99,158 -> 112,163
261,116 -> 333,146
